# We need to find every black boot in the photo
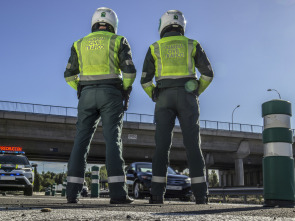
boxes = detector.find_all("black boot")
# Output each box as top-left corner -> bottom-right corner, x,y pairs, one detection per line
149,195 -> 164,204
195,196 -> 208,204
67,197 -> 79,204
110,195 -> 134,204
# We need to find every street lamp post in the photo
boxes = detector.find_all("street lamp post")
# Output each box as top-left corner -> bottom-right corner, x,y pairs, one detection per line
232,105 -> 240,130
267,89 -> 281,99
63,164 -> 67,173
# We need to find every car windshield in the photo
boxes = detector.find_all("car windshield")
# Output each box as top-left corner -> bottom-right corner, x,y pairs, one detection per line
0,155 -> 30,166
136,164 -> 152,173
136,163 -> 177,175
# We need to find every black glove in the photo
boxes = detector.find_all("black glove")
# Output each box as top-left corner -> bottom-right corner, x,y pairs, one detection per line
192,88 -> 199,96
77,83 -> 83,99
190,80 -> 200,97
122,86 -> 132,111
152,87 -> 159,102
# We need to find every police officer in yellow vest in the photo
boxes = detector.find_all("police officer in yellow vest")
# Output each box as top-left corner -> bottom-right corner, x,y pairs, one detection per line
64,7 -> 136,204
141,10 -> 214,204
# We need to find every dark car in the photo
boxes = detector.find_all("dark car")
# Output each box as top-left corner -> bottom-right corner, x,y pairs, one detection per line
126,162 -> 192,201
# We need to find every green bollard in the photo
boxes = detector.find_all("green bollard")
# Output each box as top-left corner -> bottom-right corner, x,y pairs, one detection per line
91,166 -> 100,198
61,179 -> 67,197
45,187 -> 51,196
262,99 -> 295,207
51,183 -> 56,196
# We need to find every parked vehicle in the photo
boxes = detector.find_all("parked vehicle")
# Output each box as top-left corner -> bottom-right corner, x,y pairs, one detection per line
126,162 -> 192,201
0,147 -> 37,196
81,181 -> 89,197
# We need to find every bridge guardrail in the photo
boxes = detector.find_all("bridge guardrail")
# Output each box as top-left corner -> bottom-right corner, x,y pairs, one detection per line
1,100 -> 292,134
98,185 -> 263,203
209,187 -> 263,203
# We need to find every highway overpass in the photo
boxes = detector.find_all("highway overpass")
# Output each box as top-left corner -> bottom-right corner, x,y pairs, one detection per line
0,101 -> 294,187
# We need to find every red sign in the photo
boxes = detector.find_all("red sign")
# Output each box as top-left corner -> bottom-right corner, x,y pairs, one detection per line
0,146 -> 23,152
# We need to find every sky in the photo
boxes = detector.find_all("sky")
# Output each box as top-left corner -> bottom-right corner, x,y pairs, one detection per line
1,0 -> 295,171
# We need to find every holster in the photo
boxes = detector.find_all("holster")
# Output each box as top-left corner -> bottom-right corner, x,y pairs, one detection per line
122,86 -> 132,111
77,83 -> 83,99
152,86 -> 160,102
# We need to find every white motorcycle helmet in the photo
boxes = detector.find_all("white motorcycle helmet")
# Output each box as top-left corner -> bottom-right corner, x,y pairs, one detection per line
158,10 -> 186,38
91,7 -> 118,34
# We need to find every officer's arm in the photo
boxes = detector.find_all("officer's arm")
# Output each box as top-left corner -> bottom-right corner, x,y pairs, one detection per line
194,43 -> 214,96
118,37 -> 136,90
141,47 -> 156,98
64,44 -> 80,90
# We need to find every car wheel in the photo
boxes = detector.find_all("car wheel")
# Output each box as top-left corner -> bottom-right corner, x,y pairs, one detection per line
24,187 -> 33,196
133,182 -> 143,199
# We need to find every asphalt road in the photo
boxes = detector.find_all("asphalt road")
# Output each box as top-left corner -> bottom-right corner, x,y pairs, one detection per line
0,194 -> 295,221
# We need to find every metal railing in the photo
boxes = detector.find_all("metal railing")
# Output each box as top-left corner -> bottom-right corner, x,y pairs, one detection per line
209,187 -> 263,204
0,100 -> 267,133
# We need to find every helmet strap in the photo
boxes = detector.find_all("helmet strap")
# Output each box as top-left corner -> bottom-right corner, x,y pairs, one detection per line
160,25 -> 184,38
92,23 -> 115,33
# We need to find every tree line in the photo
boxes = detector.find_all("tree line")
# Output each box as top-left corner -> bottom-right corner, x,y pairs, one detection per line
33,166 -> 218,191
33,165 -> 108,192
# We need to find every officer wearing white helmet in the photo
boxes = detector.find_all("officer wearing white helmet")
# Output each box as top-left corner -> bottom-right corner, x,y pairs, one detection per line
141,10 -> 214,204
64,7 -> 136,204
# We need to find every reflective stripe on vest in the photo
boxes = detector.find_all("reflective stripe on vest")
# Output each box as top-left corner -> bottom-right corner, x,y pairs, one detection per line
142,80 -> 154,89
67,176 -> 84,184
150,36 -> 198,81
191,176 -> 206,184
74,32 -> 123,81
123,72 -> 136,79
108,175 -> 125,183
152,176 -> 167,183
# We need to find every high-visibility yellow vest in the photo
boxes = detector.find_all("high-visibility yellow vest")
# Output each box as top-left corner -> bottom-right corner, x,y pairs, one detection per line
150,36 -> 198,81
74,31 -> 123,81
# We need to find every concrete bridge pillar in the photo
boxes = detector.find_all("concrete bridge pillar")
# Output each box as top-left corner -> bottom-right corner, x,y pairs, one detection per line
234,141 -> 250,186
222,171 -> 228,187
218,170 -> 224,187
205,153 -> 214,186
227,172 -> 232,186
252,170 -> 258,186
235,158 -> 244,186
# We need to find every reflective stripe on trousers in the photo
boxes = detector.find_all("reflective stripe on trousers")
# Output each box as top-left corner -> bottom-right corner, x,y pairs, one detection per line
108,175 -> 126,183
67,176 -> 84,184
191,176 -> 206,184
152,176 -> 167,183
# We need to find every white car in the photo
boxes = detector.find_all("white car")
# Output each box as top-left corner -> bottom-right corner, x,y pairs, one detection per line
0,152 -> 37,196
